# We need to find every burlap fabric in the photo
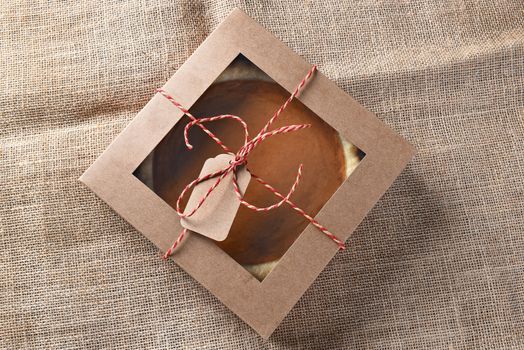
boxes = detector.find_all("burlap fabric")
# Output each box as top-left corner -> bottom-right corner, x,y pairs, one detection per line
2,1 -> 523,349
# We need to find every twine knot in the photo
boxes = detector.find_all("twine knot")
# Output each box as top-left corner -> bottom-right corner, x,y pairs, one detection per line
230,152 -> 248,167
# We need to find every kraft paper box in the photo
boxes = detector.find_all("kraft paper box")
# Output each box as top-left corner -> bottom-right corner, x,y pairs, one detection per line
80,8 -> 415,338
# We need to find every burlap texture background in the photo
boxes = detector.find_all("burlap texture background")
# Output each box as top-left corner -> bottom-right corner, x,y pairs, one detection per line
2,1 -> 523,349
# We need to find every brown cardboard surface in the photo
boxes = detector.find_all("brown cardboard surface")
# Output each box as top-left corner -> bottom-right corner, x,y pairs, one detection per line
181,154 -> 250,242
79,8 -> 415,338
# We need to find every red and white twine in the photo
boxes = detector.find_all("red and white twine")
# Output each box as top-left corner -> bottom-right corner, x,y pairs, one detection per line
158,65 -> 345,260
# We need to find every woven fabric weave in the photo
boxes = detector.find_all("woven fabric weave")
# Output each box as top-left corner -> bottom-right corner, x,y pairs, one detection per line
2,1 -> 523,349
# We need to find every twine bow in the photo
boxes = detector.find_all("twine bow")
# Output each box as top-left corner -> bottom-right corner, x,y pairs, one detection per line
158,65 -> 345,259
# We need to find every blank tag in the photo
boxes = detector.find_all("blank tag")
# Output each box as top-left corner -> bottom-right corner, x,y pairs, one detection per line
180,154 -> 251,241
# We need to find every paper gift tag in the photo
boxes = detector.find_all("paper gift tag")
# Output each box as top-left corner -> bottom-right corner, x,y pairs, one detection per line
180,153 -> 251,241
